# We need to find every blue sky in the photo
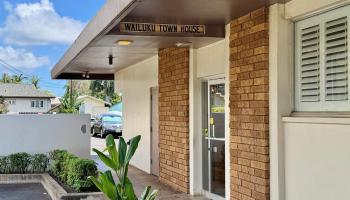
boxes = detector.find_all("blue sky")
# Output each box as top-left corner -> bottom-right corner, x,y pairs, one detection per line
0,0 -> 105,96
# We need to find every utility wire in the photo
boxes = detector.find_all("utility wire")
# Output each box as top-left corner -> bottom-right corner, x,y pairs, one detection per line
0,58 -> 66,88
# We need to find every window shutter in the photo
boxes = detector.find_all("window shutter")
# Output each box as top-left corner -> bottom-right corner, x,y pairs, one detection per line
300,25 -> 321,102
324,17 -> 348,101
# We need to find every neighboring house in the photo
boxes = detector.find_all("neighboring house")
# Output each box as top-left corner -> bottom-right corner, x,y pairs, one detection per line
0,83 -> 54,114
78,95 -> 111,116
52,1 -> 350,200
49,97 -> 62,113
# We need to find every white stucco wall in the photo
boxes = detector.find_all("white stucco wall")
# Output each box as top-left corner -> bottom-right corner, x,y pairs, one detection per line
270,2 -> 350,200
196,40 -> 226,78
0,114 -> 91,158
283,117 -> 350,200
6,98 -> 51,114
285,0 -> 350,19
115,56 -> 158,173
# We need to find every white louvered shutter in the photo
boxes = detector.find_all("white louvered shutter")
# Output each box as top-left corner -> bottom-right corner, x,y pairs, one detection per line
324,17 -> 348,101
295,5 -> 350,111
300,25 -> 320,102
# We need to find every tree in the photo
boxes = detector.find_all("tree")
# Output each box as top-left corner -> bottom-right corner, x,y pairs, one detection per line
0,97 -> 8,114
0,73 -> 11,83
11,74 -> 25,83
90,80 -> 121,105
30,76 -> 40,89
59,84 -> 82,114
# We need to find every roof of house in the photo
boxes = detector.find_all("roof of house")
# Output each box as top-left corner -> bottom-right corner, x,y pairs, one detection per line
0,83 -> 55,98
78,95 -> 112,106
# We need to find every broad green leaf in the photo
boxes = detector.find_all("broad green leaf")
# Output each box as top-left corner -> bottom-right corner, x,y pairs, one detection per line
88,176 -> 103,192
139,186 -> 151,200
118,137 -> 127,167
106,135 -> 119,166
147,189 -> 158,200
100,171 -> 118,200
93,148 -> 118,171
105,170 -> 115,185
125,135 -> 141,164
124,177 -> 137,200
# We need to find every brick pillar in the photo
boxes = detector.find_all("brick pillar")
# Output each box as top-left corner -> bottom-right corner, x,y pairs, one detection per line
229,7 -> 270,200
158,48 -> 190,193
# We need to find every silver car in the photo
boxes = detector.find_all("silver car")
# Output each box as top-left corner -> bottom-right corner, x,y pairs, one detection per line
91,114 -> 122,138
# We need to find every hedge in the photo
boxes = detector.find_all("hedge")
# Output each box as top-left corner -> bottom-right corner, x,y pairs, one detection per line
49,150 -> 98,192
0,153 -> 49,174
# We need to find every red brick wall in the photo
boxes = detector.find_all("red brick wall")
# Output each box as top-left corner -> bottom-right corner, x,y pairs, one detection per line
229,7 -> 270,200
158,48 -> 190,193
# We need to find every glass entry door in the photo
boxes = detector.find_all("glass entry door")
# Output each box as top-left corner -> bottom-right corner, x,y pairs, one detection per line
202,79 -> 225,198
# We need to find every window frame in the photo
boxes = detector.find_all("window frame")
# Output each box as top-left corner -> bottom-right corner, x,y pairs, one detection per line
295,5 -> 350,112
31,100 -> 44,109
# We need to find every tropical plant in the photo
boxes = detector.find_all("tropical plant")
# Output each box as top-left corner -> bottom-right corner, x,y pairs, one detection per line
11,74 -> 25,83
30,76 -> 40,89
0,73 -> 11,83
90,80 -> 121,105
0,97 -> 8,114
89,135 -> 158,200
59,84 -> 82,113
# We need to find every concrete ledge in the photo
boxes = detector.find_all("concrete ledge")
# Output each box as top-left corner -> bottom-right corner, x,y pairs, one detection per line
0,174 -> 105,200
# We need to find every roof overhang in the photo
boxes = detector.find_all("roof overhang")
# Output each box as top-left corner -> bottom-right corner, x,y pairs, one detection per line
52,0 -> 287,80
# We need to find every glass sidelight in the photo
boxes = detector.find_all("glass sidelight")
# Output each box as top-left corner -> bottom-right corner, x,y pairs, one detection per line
202,80 -> 225,198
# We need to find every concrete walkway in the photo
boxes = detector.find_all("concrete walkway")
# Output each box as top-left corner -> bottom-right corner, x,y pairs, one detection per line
92,155 -> 208,200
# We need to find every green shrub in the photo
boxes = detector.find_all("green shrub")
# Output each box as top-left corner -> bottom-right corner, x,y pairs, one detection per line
49,150 -> 68,178
49,150 -> 98,192
8,153 -> 31,173
31,154 -> 49,173
59,153 -> 77,182
0,156 -> 10,174
67,159 -> 97,192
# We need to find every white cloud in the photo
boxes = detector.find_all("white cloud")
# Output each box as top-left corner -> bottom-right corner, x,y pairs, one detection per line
0,0 -> 85,46
0,46 -> 50,69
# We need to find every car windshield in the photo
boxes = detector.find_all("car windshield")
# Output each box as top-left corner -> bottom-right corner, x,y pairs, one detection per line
102,115 -> 122,124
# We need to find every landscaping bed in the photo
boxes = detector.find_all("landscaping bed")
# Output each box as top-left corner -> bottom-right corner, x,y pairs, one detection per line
0,152 -> 105,200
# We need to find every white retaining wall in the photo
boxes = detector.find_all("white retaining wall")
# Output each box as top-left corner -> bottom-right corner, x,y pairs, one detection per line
0,114 -> 91,158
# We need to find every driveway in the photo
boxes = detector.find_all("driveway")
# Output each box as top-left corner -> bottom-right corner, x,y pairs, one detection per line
0,183 -> 51,200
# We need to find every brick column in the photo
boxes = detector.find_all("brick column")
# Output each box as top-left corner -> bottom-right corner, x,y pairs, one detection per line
158,48 -> 190,193
229,7 -> 270,200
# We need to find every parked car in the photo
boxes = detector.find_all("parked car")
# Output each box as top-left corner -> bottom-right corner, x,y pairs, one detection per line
91,114 -> 122,138
90,117 -> 96,133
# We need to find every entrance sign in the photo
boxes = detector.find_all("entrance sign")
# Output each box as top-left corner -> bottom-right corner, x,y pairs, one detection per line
119,22 -> 206,34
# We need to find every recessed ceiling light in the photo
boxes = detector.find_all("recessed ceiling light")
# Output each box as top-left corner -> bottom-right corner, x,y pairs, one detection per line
175,41 -> 192,47
116,40 -> 133,46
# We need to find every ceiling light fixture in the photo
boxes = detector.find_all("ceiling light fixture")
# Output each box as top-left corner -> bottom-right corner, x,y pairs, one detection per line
116,40 -> 133,46
175,41 -> 192,47
82,71 -> 90,79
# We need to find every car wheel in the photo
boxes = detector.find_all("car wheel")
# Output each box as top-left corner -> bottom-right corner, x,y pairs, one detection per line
100,128 -> 104,138
91,128 -> 96,137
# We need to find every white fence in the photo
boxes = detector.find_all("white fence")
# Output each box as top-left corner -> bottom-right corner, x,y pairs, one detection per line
0,114 -> 91,158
